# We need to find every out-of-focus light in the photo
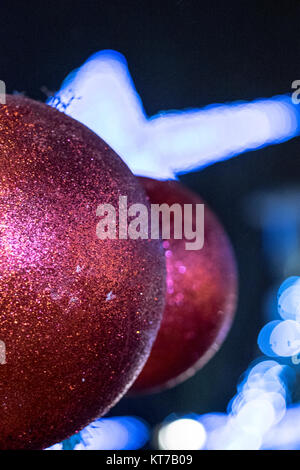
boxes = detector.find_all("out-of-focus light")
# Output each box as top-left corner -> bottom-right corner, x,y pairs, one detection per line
258,277 -> 300,358
258,319 -> 300,358
147,97 -> 299,178
262,405 -> 300,450
46,443 -> 63,450
221,428 -> 263,451
197,413 -> 228,450
234,396 -> 279,433
158,418 -> 206,450
200,416 -> 263,450
278,277 -> 300,321
258,322 -> 282,357
199,276 -> 300,450
198,357 -> 292,450
54,416 -> 149,450
244,361 -> 288,397
231,388 -> 286,423
49,50 -> 300,179
227,362 -> 288,446
269,320 -> 300,357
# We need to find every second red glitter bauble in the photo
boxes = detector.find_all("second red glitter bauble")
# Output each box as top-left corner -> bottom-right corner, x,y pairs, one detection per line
131,178 -> 238,393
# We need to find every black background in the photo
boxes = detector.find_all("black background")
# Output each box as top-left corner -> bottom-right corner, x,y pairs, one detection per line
1,0 -> 300,427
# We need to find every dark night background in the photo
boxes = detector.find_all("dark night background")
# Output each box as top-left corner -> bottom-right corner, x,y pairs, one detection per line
1,0 -> 300,427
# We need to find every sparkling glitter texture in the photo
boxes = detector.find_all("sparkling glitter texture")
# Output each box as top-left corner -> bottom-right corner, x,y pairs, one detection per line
131,178 -> 237,393
0,96 -> 166,449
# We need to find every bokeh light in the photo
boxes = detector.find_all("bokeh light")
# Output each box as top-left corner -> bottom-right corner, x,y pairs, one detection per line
258,277 -> 300,358
158,418 -> 206,450
48,416 -> 149,450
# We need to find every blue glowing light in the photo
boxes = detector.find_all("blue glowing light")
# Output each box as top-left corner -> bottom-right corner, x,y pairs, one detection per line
195,278 -> 300,450
157,279 -> 300,450
200,359 -> 291,450
158,417 -> 206,450
278,277 -> 300,321
262,405 -> 300,450
48,416 -> 150,450
49,50 -> 300,179
258,277 -> 300,358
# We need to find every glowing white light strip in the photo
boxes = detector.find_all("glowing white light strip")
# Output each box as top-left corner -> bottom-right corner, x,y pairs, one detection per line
49,50 -> 300,179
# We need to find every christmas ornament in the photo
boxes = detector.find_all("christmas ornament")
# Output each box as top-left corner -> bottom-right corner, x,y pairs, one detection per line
131,178 -> 237,393
0,96 -> 166,449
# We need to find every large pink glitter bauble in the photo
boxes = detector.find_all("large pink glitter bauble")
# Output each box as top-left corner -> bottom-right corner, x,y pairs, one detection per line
0,96 -> 165,449
131,178 -> 237,393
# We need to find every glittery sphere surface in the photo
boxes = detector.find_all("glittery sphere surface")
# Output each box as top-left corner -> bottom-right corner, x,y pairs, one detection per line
0,96 -> 165,449
131,178 -> 237,393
